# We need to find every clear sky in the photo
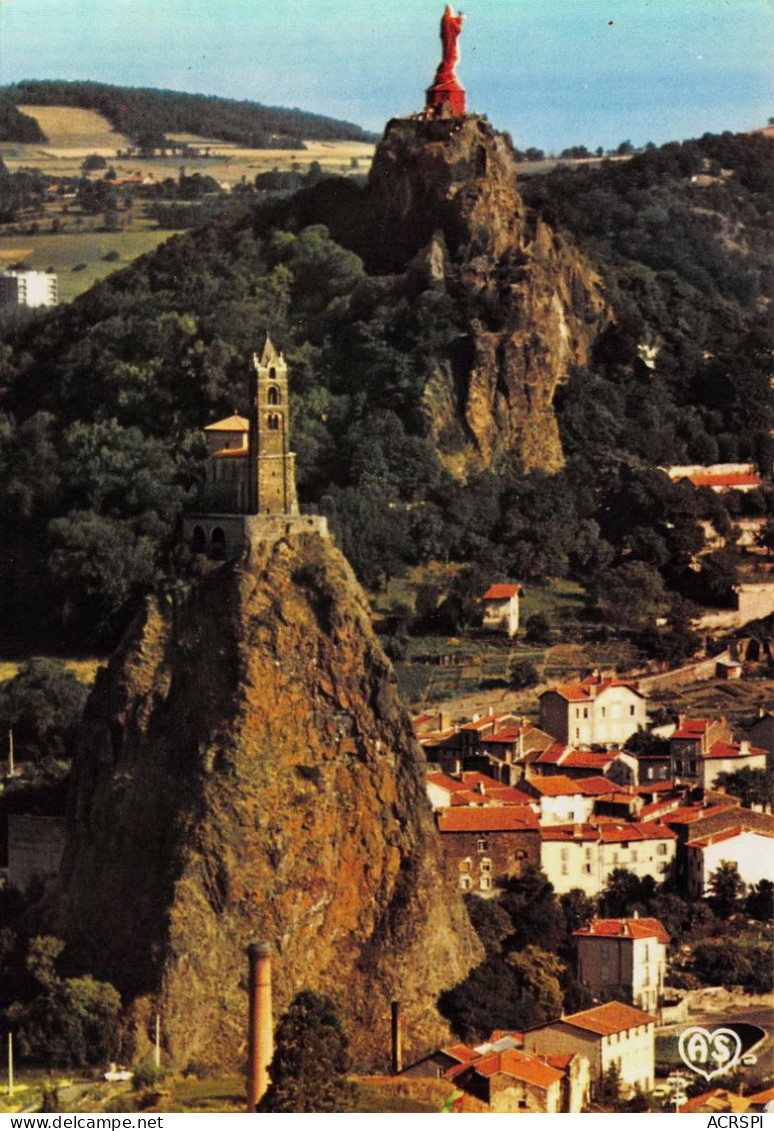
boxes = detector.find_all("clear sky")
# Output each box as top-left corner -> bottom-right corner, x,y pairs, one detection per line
1,0 -> 773,152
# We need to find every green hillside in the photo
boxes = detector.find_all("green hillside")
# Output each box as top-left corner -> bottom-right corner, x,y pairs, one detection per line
1,80 -> 376,147
0,129 -> 771,649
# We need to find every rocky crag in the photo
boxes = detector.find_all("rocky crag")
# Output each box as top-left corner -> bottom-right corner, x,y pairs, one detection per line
52,535 -> 481,1067
360,115 -> 609,474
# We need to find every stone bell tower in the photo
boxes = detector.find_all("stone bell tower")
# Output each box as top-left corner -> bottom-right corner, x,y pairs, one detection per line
248,335 -> 299,517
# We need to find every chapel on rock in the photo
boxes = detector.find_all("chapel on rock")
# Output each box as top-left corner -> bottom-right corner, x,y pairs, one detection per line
183,335 -> 327,556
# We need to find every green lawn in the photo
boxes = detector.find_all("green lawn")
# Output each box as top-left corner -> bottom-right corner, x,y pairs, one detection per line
0,227 -> 178,302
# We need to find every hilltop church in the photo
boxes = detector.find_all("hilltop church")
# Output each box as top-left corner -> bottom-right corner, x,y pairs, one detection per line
183,335 -> 326,556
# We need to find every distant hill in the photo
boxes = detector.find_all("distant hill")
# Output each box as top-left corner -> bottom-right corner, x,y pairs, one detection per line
0,94 -> 46,143
1,80 -> 376,147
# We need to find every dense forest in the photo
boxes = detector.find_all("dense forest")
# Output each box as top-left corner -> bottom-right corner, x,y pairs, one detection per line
0,80 -> 376,147
0,95 -> 46,144
0,129 -> 772,648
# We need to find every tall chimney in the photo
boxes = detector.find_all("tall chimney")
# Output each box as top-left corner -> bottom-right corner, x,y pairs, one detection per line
246,942 -> 273,1111
391,1000 -> 403,1075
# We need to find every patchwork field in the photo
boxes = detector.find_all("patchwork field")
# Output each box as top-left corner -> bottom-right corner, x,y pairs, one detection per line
2,105 -> 375,183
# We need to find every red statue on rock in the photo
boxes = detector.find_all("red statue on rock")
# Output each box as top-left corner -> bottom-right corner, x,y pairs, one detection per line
426,6 -> 467,118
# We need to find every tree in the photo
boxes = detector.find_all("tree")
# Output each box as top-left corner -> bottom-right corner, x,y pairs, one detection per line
708,861 -> 745,918
81,154 -> 107,172
714,767 -> 773,810
745,879 -> 774,922
260,991 -> 352,1113
525,613 -> 551,644
593,561 -> 669,630
499,866 -> 564,950
600,868 -> 653,918
692,938 -> 752,987
505,946 -> 564,1016
8,937 -> 123,1069
0,659 -> 89,764
559,889 -> 597,944
464,894 -> 514,955
598,1061 -> 621,1105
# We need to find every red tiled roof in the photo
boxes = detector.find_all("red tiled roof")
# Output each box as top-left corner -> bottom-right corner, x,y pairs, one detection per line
427,772 -> 467,793
442,1043 -> 478,1064
597,820 -> 676,843
705,740 -> 767,760
561,749 -> 614,770
662,802 -> 738,826
460,1049 -> 564,1089
527,775 -> 588,797
540,824 -> 599,842
748,1088 -> 774,1105
542,675 -> 644,702
672,718 -> 712,739
688,472 -> 761,489
679,1089 -> 749,1113
561,1001 -> 655,1036
534,743 -> 569,764
577,776 -> 618,796
205,413 -> 249,431
687,825 -> 774,849
482,584 -> 522,600
459,715 -> 516,733
573,917 -> 670,943
438,806 -> 539,833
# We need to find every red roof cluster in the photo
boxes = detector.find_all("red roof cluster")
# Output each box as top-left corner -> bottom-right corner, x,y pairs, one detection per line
447,1048 -> 565,1090
705,740 -> 767,761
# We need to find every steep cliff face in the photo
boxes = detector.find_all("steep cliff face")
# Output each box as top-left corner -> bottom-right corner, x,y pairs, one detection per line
54,535 -> 481,1067
364,116 -> 609,474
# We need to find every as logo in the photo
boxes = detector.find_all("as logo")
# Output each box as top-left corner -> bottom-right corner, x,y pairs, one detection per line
678,1026 -> 743,1081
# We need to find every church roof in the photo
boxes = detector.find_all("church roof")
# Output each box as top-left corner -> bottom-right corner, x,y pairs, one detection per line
205,414 -> 249,432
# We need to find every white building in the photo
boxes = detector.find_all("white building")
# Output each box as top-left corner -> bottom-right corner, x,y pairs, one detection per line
480,584 -> 522,638
0,269 -> 58,309
539,673 -> 647,748
522,1001 -> 655,1097
540,821 -> 676,896
574,917 -> 669,1014
685,826 -> 774,899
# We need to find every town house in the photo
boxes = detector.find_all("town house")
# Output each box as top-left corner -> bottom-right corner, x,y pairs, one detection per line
573,917 -> 669,1014
539,673 -> 647,747
522,1001 -> 655,1097
436,806 -> 540,894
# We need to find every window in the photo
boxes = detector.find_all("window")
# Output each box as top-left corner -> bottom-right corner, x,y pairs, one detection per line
583,708 -> 589,719
561,847 -> 569,861
480,875 -> 492,892
631,849 -> 638,862
480,857 -> 492,873
601,964 -> 610,983
657,844 -> 667,856
601,707 -> 606,718
459,875 -> 472,891
477,837 -> 489,853
267,414 -> 280,431
576,708 -> 580,719
267,385 -> 280,405
575,728 -> 580,740
561,864 -> 568,875
630,705 -> 635,716
585,846 -> 592,859
600,943 -> 610,959
459,858 -> 471,872
584,863 -> 592,874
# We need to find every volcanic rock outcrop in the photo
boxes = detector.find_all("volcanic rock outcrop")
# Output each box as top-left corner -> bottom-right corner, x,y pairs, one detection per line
363,115 -> 610,474
53,535 -> 481,1067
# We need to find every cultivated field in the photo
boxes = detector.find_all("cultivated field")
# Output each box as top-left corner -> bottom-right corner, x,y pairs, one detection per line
18,104 -> 132,153
2,105 -> 375,184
